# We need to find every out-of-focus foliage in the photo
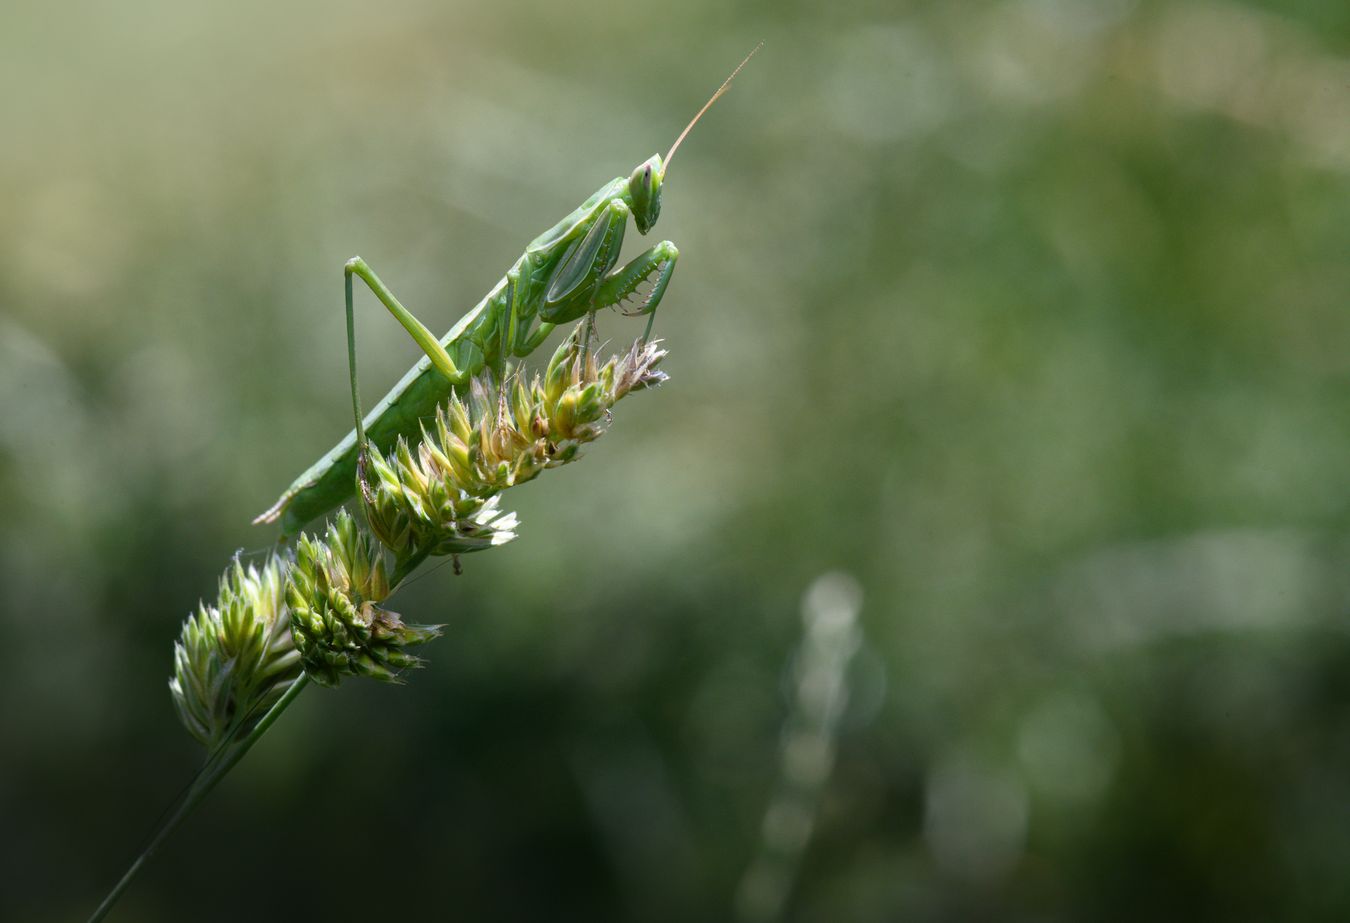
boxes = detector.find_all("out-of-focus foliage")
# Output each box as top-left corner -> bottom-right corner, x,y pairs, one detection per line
1,0 -> 1348,919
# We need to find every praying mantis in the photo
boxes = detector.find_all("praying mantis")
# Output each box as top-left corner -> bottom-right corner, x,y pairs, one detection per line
254,46 -> 760,538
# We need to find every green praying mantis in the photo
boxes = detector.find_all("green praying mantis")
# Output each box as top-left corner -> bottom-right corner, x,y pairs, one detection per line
254,46 -> 760,538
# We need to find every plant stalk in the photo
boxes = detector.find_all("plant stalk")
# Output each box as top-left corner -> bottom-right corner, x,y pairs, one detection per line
87,674 -> 311,923
390,544 -> 433,589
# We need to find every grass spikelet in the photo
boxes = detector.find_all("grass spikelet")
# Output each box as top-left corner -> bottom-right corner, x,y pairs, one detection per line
169,555 -> 301,751
287,510 -> 441,686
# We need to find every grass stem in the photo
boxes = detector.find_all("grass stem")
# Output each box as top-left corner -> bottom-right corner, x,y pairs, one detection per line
87,674 -> 311,923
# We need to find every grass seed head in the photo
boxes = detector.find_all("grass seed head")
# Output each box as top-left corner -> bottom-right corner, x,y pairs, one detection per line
169,555 -> 301,749
287,510 -> 441,687
355,325 -> 664,567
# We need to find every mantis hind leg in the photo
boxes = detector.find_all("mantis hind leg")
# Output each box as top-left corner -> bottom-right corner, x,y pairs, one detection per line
343,256 -> 464,452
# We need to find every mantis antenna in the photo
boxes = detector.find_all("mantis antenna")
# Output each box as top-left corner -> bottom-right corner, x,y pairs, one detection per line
664,42 -> 763,171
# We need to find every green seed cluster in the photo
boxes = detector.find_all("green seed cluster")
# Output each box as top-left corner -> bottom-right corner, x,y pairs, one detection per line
170,556 -> 301,750
360,441 -> 519,566
359,331 -> 666,565
287,511 -> 441,687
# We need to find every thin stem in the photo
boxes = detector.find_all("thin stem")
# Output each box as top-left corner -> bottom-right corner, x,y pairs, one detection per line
87,674 -> 312,923
390,544 -> 433,589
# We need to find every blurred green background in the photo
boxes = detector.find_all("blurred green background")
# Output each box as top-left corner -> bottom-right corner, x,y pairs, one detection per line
3,0 -> 1349,919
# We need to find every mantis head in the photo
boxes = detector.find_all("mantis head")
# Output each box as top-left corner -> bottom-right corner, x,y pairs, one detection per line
628,43 -> 762,237
628,155 -> 664,235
